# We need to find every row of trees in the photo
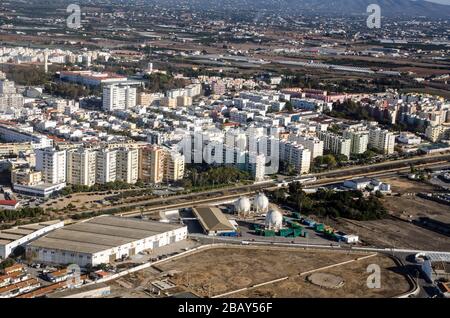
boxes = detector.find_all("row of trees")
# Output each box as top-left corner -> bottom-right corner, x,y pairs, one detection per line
144,73 -> 187,93
60,180 -> 139,196
6,66 -> 52,86
327,100 -> 377,121
0,207 -> 45,223
179,165 -> 252,189
271,182 -> 387,221
44,82 -> 101,100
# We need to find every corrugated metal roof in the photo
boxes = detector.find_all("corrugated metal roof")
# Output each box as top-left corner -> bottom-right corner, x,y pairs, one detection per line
28,216 -> 185,255
192,206 -> 235,233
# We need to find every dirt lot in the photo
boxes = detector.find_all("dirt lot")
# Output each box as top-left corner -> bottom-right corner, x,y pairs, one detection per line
383,195 -> 450,222
236,255 -> 410,298
43,192 -> 113,211
328,216 -> 450,252
379,176 -> 440,194
154,246 -> 411,298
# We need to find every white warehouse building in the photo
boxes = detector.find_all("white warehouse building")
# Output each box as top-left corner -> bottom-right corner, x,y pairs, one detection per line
26,216 -> 188,267
0,220 -> 64,260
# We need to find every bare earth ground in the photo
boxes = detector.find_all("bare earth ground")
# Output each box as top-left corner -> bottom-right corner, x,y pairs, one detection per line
43,193 -> 111,210
318,176 -> 450,251
379,176 -> 440,194
328,216 -> 450,252
383,196 -> 450,223
153,247 -> 411,298
236,255 -> 410,298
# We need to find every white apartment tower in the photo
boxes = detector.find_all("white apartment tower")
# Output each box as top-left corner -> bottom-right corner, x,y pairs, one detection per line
343,130 -> 369,155
317,131 -> 351,159
96,149 -> 117,184
294,136 -> 324,159
67,148 -> 97,187
369,128 -> 396,155
164,151 -> 185,183
35,148 -> 67,184
103,85 -> 137,111
0,80 -> 16,95
248,153 -> 266,182
280,141 -> 312,175
116,148 -> 139,184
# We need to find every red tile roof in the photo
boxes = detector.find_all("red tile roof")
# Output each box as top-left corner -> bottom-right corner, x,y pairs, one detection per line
0,200 -> 18,206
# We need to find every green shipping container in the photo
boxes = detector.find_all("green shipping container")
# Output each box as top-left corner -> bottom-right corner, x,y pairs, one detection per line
293,229 -> 303,237
290,222 -> 303,230
278,228 -> 293,237
315,223 -> 325,232
264,230 -> 275,237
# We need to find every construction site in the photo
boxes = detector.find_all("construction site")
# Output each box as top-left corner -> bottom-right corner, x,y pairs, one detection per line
103,245 -> 414,298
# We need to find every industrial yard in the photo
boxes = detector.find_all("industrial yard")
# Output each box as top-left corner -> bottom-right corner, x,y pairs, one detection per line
312,175 -> 450,251
135,246 -> 413,298
380,176 -> 440,194
327,217 -> 450,252
383,195 -> 450,222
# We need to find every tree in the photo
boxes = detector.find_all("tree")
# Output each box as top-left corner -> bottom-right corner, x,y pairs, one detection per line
0,258 -> 15,270
284,101 -> 294,113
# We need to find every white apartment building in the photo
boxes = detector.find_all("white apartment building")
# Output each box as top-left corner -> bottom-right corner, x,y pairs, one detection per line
317,131 -> 352,159
96,149 -> 117,184
164,151 -> 185,182
116,148 -> 139,184
230,110 -> 254,125
0,80 -> 16,94
0,124 -> 53,149
397,132 -> 422,145
369,128 -> 396,154
35,148 -> 67,184
294,136 -> 324,159
248,153 -> 266,181
67,148 -> 97,187
103,85 -> 137,111
343,130 -> 369,155
280,141 -> 311,174
425,125 -> 449,142
0,94 -> 24,111
185,84 -> 202,97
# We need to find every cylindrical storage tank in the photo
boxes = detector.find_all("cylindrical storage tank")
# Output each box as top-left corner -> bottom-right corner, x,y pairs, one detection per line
265,208 -> 283,231
254,193 -> 269,213
235,197 -> 251,216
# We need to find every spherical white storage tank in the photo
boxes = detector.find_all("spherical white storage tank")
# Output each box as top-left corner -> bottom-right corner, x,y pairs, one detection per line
254,193 -> 269,213
265,208 -> 283,231
235,197 -> 251,215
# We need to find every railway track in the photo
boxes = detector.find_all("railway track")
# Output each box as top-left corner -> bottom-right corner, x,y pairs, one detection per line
118,160 -> 450,218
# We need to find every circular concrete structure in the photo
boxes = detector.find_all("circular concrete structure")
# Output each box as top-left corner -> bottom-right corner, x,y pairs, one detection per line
307,273 -> 345,289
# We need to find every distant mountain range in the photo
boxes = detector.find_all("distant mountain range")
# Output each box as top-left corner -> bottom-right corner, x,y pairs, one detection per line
157,0 -> 450,18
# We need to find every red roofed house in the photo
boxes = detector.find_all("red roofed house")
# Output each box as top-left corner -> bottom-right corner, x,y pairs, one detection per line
0,200 -> 20,210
